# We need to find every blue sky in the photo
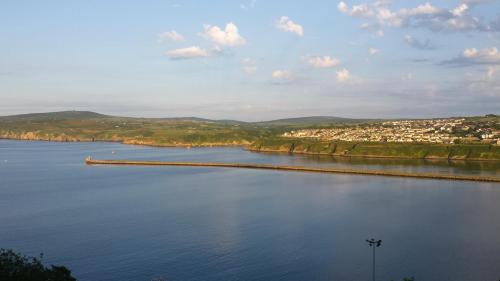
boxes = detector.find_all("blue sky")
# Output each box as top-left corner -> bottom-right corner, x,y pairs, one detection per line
1,0 -> 499,120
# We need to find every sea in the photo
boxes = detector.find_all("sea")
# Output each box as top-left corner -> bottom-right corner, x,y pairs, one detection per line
0,140 -> 499,281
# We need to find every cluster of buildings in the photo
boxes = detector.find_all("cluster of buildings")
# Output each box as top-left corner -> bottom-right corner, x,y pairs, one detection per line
282,118 -> 500,144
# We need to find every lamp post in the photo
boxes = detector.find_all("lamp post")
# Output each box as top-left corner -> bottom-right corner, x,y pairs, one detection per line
366,238 -> 382,281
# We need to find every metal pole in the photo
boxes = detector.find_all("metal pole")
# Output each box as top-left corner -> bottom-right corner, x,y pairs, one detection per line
366,238 -> 381,281
372,244 -> 375,281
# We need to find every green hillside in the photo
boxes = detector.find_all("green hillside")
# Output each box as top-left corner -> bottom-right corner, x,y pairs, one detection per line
0,111 -> 109,120
1,111 -> 498,160
0,111 -> 269,146
255,116 -> 372,126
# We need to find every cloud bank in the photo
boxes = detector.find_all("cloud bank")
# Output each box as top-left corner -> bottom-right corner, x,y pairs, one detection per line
444,47 -> 500,66
338,1 -> 499,34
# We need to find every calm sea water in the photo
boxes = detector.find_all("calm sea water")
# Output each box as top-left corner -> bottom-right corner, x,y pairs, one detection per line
0,140 -> 499,281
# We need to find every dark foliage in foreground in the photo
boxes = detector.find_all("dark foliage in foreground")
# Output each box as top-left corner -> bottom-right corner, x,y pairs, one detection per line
0,249 -> 76,281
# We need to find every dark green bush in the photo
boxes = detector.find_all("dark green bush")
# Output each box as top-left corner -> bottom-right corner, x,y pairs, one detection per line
0,249 -> 76,281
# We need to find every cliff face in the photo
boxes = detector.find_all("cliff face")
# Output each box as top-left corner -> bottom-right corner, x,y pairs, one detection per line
0,130 -> 93,142
0,130 -> 250,147
248,139 -> 500,161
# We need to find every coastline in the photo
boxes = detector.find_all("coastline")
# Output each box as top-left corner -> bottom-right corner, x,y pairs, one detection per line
0,137 -> 247,148
2,137 -> 499,162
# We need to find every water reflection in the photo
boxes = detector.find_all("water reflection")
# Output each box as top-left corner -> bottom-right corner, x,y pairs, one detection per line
251,150 -> 500,177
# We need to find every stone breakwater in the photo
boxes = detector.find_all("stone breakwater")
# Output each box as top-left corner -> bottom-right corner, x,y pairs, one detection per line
85,158 -> 500,183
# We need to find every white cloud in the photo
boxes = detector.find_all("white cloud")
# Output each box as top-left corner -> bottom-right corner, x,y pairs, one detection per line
464,48 -> 479,58
166,46 -> 209,59
339,1 -> 495,34
380,2 -> 443,28
444,47 -> 500,65
338,1 -> 348,13
368,47 -> 380,55
336,68 -> 351,83
451,3 -> 468,17
242,58 -> 257,74
307,56 -> 340,68
406,2 -> 441,16
350,4 -> 374,17
275,16 -> 304,36
464,47 -> 500,61
158,30 -> 185,42
272,70 -> 293,81
202,23 -> 246,47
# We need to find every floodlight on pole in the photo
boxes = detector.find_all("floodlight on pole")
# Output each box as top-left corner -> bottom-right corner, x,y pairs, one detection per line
366,238 -> 382,281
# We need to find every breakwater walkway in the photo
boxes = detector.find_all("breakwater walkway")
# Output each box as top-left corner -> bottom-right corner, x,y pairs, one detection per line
85,158 -> 500,183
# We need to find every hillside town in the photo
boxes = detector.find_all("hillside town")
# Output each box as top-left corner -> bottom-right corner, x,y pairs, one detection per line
282,118 -> 500,144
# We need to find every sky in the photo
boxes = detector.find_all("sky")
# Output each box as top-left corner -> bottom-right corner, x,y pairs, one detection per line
1,0 -> 499,121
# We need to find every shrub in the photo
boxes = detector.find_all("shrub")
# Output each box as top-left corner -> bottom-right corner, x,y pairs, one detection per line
0,249 -> 76,281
